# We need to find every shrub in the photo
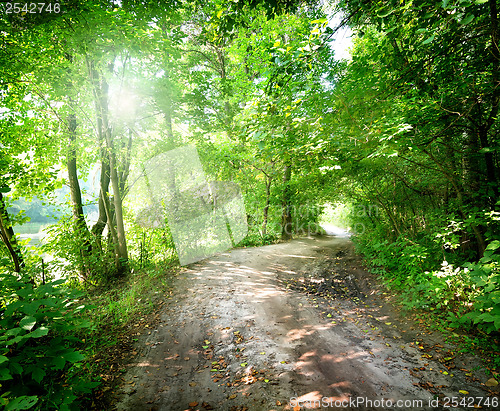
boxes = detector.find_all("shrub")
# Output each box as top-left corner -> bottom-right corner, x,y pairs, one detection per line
461,240 -> 500,333
0,273 -> 98,410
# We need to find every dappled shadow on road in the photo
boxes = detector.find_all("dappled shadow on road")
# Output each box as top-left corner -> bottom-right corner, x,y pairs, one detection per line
115,235 -> 493,411
180,240 -> 425,409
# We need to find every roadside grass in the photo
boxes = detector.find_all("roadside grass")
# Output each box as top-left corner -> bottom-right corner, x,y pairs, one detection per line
77,264 -> 179,408
402,308 -> 500,374
367,266 -> 500,375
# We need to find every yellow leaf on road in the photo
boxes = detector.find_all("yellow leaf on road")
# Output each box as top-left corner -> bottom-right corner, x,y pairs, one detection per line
486,378 -> 498,387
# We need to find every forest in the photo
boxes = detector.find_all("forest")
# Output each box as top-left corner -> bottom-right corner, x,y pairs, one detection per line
0,0 -> 499,409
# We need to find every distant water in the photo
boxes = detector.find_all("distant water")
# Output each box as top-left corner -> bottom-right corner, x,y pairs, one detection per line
18,232 -> 44,247
15,225 -> 64,279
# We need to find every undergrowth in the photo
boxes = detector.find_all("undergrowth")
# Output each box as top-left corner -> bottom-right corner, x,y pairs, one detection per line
353,235 -> 500,371
0,260 -> 178,410
80,264 -> 178,408
0,273 -> 98,410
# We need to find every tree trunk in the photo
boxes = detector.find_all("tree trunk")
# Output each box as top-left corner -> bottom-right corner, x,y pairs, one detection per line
101,78 -> 129,275
421,146 -> 486,258
0,192 -> 23,272
89,59 -> 129,275
462,130 -> 482,197
478,125 -> 498,204
262,175 -> 272,239
91,151 -> 110,245
119,128 -> 133,196
163,73 -> 175,143
66,113 -> 92,277
107,134 -> 129,274
281,164 -> 293,240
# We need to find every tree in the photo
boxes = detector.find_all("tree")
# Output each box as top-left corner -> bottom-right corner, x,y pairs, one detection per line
331,0 -> 500,258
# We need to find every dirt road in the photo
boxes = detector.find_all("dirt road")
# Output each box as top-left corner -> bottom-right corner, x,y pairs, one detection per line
114,231 -> 498,410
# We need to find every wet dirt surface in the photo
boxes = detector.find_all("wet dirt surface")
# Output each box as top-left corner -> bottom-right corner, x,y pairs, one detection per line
113,231 -> 499,410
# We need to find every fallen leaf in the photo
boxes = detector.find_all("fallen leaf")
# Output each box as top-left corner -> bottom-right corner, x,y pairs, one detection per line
229,394 -> 237,399
459,390 -> 469,395
189,401 -> 198,407
486,378 -> 498,387
189,382 -> 197,387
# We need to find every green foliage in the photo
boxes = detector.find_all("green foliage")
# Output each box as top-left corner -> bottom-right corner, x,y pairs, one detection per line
461,241 -> 500,333
235,224 -> 279,247
125,223 -> 178,269
1,0 -> 498,403
41,215 -> 114,283
0,273 -> 98,410
356,232 -> 500,334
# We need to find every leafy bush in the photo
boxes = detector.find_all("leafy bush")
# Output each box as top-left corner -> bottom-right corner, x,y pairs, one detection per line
0,273 -> 98,410
125,223 -> 177,269
460,241 -> 500,333
355,233 -> 500,335
42,215 -> 116,284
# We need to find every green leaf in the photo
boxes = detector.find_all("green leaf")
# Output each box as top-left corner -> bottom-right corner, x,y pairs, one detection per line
6,336 -> 24,346
377,9 -> 393,18
461,14 -> 474,25
28,327 -> 48,338
51,356 -> 66,370
311,18 -> 327,24
19,316 -> 36,331
5,395 -> 38,410
21,302 -> 41,316
486,240 -> 500,251
31,368 -> 45,384
0,368 -> 12,381
422,35 -> 435,45
0,356 -> 8,365
62,350 -> 85,363
9,362 -> 23,375
4,328 -> 21,337
495,316 -> 500,331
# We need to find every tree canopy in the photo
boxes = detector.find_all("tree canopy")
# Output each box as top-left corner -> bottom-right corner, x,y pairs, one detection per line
0,0 -> 499,408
